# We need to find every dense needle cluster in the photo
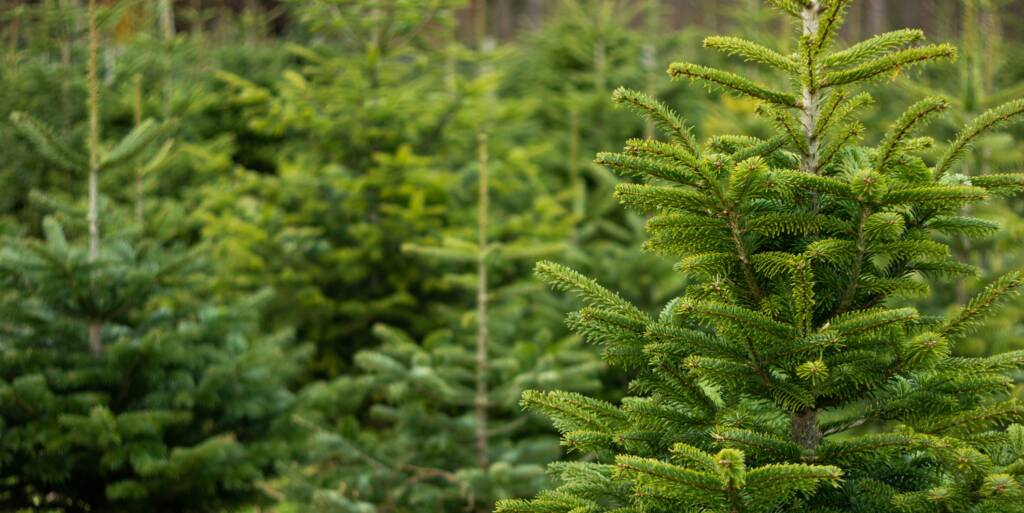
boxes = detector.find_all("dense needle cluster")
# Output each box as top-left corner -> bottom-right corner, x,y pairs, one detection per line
499,1 -> 1024,512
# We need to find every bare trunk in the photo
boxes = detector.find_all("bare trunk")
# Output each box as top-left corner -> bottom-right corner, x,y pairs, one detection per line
159,0 -> 175,117
525,0 -> 544,28
474,133 -> 490,470
790,408 -> 823,451
133,74 -> 144,224
496,0 -> 512,41
866,0 -> 885,35
642,0 -> 659,139
789,2 -> 827,450
800,2 -> 823,174
473,0 -> 487,49
87,0 -> 102,356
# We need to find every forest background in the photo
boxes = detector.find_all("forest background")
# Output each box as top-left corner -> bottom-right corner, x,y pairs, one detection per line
2,1 -> 1024,512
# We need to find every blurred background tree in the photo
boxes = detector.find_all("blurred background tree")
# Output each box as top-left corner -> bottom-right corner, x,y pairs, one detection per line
2,1 -> 1024,512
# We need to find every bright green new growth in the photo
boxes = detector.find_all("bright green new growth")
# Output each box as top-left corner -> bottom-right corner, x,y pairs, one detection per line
499,1 -> 1024,512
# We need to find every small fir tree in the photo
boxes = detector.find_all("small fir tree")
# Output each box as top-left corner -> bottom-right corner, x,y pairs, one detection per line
206,0 -> 468,373
0,2 -> 304,510
507,0 -> 691,312
286,134 -> 603,513
499,1 -> 1024,512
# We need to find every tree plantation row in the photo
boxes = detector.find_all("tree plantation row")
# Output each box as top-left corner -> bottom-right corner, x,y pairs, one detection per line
2,1 -> 1024,513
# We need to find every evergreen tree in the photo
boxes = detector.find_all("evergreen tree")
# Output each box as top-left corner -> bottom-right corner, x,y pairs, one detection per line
0,3 -> 304,510
499,1 -> 1024,512
285,134 -> 603,513
506,0 -> 691,312
205,0 -> 468,374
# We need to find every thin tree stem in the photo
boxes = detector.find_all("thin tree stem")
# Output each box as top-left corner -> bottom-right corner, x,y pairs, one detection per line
86,0 -> 102,356
133,74 -> 144,225
474,133 -> 490,470
801,1 -> 823,174
790,0 -> 825,449
159,0 -> 175,117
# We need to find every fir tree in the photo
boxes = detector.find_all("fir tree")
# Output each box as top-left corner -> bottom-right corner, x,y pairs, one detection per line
0,2 -> 304,510
285,134 -> 603,513
206,0 -> 468,373
499,1 -> 1024,512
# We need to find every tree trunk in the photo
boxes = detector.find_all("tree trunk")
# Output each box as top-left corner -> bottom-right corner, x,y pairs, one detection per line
159,0 -> 175,117
790,409 -> 823,451
87,0 -> 103,356
133,74 -> 144,225
866,0 -> 886,35
474,133 -> 490,471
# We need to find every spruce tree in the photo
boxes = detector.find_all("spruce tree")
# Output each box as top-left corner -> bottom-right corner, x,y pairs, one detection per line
498,1 -> 1024,512
286,134 -> 603,513
0,2 -> 303,510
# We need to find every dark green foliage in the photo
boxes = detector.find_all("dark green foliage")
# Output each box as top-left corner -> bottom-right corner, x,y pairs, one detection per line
0,220 -> 305,512
499,1 -> 1024,512
203,2 -> 470,373
0,4 -> 307,510
285,132 -> 604,513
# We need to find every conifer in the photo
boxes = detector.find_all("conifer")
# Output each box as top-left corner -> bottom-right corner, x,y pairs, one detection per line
285,131 -> 603,513
0,2 -> 304,510
206,0 -> 468,372
499,1 -> 1024,512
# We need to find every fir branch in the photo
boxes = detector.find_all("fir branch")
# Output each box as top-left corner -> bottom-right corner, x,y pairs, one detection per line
703,36 -> 799,74
771,170 -> 854,198
970,173 -> 1024,196
596,151 -> 697,185
713,429 -> 803,462
818,121 -> 863,170
9,111 -> 86,172
612,87 -> 699,156
668,62 -> 800,108
881,185 -> 987,206
614,455 -> 725,496
823,29 -> 926,69
677,300 -> 795,340
876,97 -> 949,172
732,134 -> 790,162
765,0 -> 811,17
814,91 -> 873,138
821,44 -> 957,88
614,183 -> 710,214
100,118 -> 163,171
811,0 -> 850,53
831,206 -> 872,316
759,105 -> 811,157
827,307 -> 919,337
535,261 -> 648,322
940,271 -> 1024,341
934,99 -> 1024,178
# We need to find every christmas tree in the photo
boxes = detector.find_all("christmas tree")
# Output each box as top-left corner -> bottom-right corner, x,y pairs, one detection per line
893,0 -> 1024,359
499,1 -> 1024,512
284,131 -> 603,513
0,3 -> 304,511
205,0 -> 469,374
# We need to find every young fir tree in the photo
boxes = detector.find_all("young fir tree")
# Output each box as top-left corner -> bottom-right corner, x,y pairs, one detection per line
498,1 -> 1024,512
285,134 -> 603,513
506,0 -> 690,312
205,0 -> 468,374
0,2 -> 303,511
